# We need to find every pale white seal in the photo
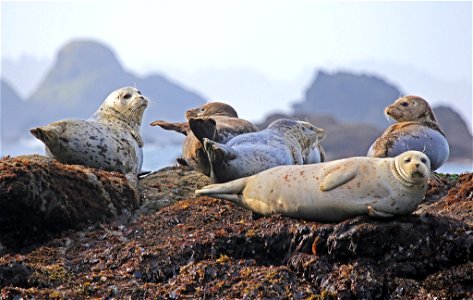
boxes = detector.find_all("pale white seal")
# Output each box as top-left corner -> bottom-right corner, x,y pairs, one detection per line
196,151 -> 431,222
203,119 -> 325,183
30,87 -> 148,177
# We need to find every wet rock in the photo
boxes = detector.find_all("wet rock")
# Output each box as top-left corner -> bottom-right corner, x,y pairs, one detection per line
418,173 -> 472,222
0,155 -> 139,252
136,165 -> 210,217
0,165 -> 471,299
0,261 -> 32,288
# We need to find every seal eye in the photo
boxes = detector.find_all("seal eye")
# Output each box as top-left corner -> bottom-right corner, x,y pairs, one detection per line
421,158 -> 427,164
404,158 -> 411,163
124,93 -> 132,100
401,102 -> 409,107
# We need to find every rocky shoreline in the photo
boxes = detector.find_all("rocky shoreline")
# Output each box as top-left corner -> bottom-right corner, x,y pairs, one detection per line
0,155 -> 472,299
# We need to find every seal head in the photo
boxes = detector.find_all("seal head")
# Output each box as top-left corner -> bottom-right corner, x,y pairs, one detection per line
185,102 -> 238,119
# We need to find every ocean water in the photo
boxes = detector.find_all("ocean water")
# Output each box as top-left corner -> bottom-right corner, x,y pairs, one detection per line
1,138 -> 472,174
0,138 -> 183,172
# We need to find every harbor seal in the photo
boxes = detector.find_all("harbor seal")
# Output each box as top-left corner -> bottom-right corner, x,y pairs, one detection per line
150,102 -> 258,175
203,119 -> 326,183
196,151 -> 431,223
30,86 -> 148,177
367,95 -> 449,170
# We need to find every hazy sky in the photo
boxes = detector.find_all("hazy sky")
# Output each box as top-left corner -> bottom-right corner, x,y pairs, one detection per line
1,1 -> 472,123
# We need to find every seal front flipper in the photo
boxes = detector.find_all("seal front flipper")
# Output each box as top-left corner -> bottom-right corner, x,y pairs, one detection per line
367,205 -> 395,218
150,120 -> 189,136
189,117 -> 218,142
319,164 -> 358,191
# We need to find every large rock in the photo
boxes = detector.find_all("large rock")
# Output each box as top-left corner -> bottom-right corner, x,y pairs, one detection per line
0,155 -> 139,252
0,79 -> 34,143
434,106 -> 473,160
0,165 -> 471,299
292,70 -> 402,128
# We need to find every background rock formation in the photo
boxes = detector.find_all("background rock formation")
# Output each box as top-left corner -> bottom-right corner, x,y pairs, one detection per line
1,40 -> 207,145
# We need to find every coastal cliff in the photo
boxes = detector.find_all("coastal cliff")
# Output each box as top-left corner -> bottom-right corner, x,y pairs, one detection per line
0,155 -> 471,299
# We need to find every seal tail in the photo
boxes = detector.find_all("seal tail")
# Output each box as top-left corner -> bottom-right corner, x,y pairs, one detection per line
203,138 -> 236,182
195,177 -> 248,204
189,117 -> 218,143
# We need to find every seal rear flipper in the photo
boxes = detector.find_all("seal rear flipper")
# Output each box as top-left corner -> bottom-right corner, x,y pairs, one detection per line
320,164 -> 358,191
150,120 -> 189,136
189,117 -> 218,142
195,177 -> 248,204
30,123 -> 64,145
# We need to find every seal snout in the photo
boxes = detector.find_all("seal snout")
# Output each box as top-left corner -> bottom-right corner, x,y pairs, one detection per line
412,170 -> 425,179
30,128 -> 44,140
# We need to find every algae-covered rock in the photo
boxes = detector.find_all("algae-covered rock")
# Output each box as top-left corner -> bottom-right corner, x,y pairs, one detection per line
0,155 -> 139,251
0,166 -> 471,299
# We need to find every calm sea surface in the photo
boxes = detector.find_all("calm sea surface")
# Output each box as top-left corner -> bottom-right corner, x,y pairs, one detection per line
2,138 -> 472,174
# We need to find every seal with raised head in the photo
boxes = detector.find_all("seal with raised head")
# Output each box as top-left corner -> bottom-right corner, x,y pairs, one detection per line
196,151 -> 431,223
150,102 -> 258,175
30,86 -> 148,177
367,95 -> 449,170
202,119 -> 326,183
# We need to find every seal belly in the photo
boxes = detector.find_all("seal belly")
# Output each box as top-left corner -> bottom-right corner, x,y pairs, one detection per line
382,127 -> 449,170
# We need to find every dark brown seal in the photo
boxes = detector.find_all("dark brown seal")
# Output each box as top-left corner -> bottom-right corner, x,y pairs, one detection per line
367,95 -> 449,170
151,102 -> 258,175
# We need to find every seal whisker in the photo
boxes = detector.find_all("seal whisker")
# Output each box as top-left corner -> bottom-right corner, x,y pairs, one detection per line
429,172 -> 442,187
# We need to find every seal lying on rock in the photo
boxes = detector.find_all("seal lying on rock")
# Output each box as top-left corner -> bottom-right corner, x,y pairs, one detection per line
30,87 -> 148,177
367,95 -> 449,170
196,151 -> 431,223
202,119 -> 326,183
151,102 -> 258,175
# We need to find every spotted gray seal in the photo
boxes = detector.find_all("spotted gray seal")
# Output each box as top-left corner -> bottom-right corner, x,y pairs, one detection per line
367,95 -> 449,170
203,119 -> 326,183
196,151 -> 431,223
150,102 -> 258,175
30,86 -> 148,177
